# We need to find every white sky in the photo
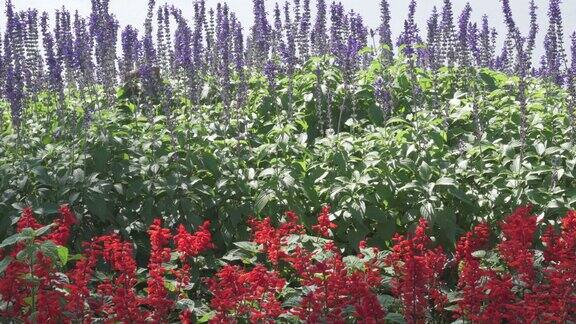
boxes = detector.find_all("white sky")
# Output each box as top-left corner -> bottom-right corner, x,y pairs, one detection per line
3,0 -> 576,62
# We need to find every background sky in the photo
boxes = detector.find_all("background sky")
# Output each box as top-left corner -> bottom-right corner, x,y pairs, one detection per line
2,0 -> 575,62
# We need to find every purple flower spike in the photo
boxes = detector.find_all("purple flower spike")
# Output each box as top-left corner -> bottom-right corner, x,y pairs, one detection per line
457,3 -> 472,67
311,0 -> 327,56
379,0 -> 392,58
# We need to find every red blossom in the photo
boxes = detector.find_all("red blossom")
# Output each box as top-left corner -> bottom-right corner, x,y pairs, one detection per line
207,264 -> 287,322
498,205 -> 537,284
312,205 -> 337,237
386,218 -> 447,323
174,220 -> 214,259
248,211 -> 304,265
146,219 -> 173,321
289,242 -> 385,322
46,204 -> 77,245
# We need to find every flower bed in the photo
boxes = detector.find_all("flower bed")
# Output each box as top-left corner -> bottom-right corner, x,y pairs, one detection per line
1,205 -> 575,322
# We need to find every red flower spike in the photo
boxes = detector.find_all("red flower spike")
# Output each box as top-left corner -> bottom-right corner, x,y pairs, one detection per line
312,205 -> 337,237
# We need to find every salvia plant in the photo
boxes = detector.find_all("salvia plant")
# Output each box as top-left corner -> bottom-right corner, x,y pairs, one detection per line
0,0 -> 575,321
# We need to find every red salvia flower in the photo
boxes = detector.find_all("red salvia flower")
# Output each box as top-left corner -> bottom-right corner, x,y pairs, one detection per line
146,219 -> 173,321
207,264 -> 287,322
248,211 -> 305,265
312,205 -> 337,237
498,205 -> 537,284
290,242 -> 385,322
174,220 -> 214,258
386,218 -> 447,323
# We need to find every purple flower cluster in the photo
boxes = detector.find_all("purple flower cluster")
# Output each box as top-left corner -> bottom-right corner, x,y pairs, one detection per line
1,0 -> 576,131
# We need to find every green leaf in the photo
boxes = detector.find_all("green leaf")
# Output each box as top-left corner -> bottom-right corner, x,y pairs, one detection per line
385,313 -> 406,324
0,233 -> 28,248
35,224 -> 54,237
233,241 -> 260,254
419,162 -> 432,181
472,250 -> 487,258
0,256 -> 12,274
254,191 -> 273,213
436,177 -> 456,187
56,246 -> 69,265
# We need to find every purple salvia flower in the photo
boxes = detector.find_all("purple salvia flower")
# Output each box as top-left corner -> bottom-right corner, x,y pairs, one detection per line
5,0 -> 25,129
6,66 -> 24,129
501,0 -> 517,35
543,0 -> 565,85
426,6 -> 440,69
121,25 -> 140,80
349,12 -> 369,67
329,2 -> 345,58
396,0 -> 421,58
494,41 -> 510,72
23,9 -> 43,96
233,19 -> 245,72
234,21 -> 247,136
500,0 -> 522,74
55,8 -> 75,86
217,3 -> 232,123
526,0 -> 538,66
282,2 -> 297,74
544,1 -> 562,84
299,0 -> 311,60
571,32 -> 576,75
156,5 -> 169,75
163,5 -> 172,73
311,0 -> 327,56
140,0 -> 159,109
567,32 -> 576,142
73,11 -> 94,85
264,59 -> 277,93
192,0 -> 204,75
350,12 -> 368,50
272,3 -> 283,58
457,3 -> 471,67
478,15 -> 495,68
378,0 -> 392,61
40,12 -> 62,95
90,0 -> 119,93
440,0 -> 456,65
468,22 -> 480,66
374,77 -> 392,121
41,11 -> 64,119
205,8 -> 216,71
251,0 -> 271,67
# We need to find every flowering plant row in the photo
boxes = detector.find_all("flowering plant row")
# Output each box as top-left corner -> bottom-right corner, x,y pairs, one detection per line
0,204 -> 575,323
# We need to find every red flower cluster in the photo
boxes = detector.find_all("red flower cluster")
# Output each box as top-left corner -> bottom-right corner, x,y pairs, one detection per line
312,205 -> 337,237
248,211 -> 304,264
454,206 -> 576,322
3,204 -> 576,322
46,204 -> 78,245
174,220 -> 214,258
0,208 -> 216,323
289,242 -> 385,323
146,219 -> 174,321
498,205 -> 537,283
386,218 -> 447,323
0,206 -> 77,322
207,264 -> 287,322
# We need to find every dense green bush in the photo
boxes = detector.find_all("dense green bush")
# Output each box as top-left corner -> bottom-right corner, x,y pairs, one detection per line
1,58 -> 575,254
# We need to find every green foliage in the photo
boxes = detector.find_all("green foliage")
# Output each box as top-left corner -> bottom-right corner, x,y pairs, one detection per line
1,58 -> 575,253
